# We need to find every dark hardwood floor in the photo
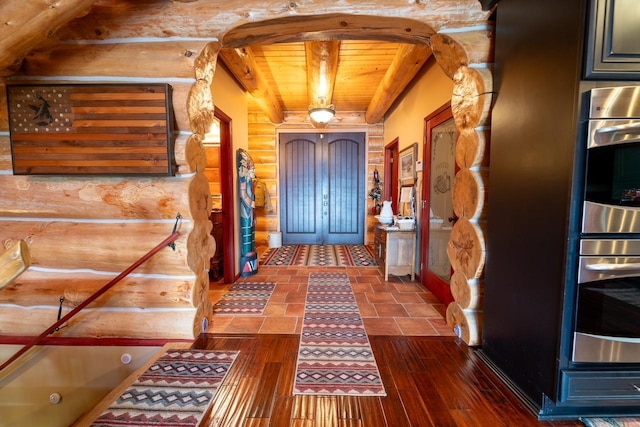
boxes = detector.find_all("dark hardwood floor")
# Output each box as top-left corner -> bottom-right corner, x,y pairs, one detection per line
192,333 -> 583,427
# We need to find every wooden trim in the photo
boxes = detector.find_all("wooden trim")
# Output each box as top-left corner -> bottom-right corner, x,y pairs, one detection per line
215,107 -> 236,284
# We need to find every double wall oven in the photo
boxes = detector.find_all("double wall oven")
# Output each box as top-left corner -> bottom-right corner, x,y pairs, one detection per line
574,85 -> 640,363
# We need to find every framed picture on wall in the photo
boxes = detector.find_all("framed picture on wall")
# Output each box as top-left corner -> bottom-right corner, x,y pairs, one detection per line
399,143 -> 417,185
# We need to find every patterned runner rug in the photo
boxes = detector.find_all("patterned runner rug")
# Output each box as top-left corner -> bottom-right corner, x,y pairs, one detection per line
294,272 -> 386,396
92,349 -> 238,426
212,282 -> 275,315
260,245 -> 377,267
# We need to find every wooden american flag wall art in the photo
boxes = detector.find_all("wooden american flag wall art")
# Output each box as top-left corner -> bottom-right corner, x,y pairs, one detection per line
6,83 -> 175,176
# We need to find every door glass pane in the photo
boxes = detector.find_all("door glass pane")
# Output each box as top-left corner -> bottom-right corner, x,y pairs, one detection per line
428,117 -> 456,281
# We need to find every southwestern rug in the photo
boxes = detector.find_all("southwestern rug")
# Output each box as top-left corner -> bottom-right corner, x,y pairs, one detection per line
293,272 -> 386,396
211,282 -> 275,315
260,244 -> 377,267
91,349 -> 238,427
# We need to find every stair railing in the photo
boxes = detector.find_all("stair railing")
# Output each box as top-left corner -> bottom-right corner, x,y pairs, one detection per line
0,218 -> 181,374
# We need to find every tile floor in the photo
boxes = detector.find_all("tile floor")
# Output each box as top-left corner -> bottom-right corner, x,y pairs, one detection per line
207,262 -> 455,337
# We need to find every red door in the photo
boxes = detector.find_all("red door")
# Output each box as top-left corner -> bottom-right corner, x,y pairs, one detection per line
420,103 -> 456,305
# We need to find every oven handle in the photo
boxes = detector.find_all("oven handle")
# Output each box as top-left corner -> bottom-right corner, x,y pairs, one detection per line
586,262 -> 640,271
594,122 -> 640,145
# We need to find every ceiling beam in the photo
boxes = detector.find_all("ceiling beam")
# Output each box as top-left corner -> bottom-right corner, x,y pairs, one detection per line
0,0 -> 98,76
305,40 -> 341,108
217,47 -> 284,124
365,44 -> 433,124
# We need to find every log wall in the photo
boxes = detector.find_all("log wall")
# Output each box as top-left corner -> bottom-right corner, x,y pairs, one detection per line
0,0 -> 492,342
431,29 -> 495,346
0,37 -> 216,339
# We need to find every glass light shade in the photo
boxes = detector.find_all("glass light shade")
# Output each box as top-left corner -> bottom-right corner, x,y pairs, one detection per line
309,106 -> 335,124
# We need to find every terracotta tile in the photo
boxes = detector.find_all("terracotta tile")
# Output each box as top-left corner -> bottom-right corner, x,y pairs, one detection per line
351,283 -> 374,293
418,292 -> 443,304
285,303 -> 306,316
374,303 -> 410,317
288,275 -> 309,284
395,318 -> 439,336
362,318 -> 401,335
392,293 -> 424,304
369,283 -> 391,292
354,273 -> 382,284
430,318 -> 456,336
209,252 -> 450,337
404,303 -> 442,318
392,282 -> 426,293
224,316 -> 265,333
357,303 -> 378,317
260,317 -> 298,334
268,292 -> 288,303
365,292 -> 396,304
263,303 -> 287,316
353,293 -> 369,305
285,291 -> 307,304
207,316 -> 234,332
275,283 -> 300,293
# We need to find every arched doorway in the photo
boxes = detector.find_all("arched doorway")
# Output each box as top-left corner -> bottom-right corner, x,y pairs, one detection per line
189,8 -> 494,344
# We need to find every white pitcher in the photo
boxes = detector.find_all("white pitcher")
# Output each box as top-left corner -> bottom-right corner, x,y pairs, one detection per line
380,200 -> 394,218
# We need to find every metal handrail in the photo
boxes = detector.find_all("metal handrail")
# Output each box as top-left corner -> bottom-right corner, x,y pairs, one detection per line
0,230 -> 180,374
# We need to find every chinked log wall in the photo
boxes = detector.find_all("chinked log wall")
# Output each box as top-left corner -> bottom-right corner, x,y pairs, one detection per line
0,0 -> 492,343
0,38 -> 217,339
431,31 -> 494,345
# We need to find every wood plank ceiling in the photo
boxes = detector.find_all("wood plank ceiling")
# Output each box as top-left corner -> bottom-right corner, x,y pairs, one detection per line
219,40 -> 432,124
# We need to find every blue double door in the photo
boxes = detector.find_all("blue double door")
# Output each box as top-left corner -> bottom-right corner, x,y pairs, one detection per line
279,132 -> 366,245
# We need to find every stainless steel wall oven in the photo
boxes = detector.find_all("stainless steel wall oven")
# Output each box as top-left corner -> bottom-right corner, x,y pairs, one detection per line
575,86 -> 640,363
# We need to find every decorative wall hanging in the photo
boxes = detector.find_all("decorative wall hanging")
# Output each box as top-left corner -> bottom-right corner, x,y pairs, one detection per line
399,143 -> 417,186
6,83 -> 174,176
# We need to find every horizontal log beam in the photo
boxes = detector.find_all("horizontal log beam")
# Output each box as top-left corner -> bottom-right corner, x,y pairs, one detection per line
0,220 -> 194,275
0,305 -> 198,339
218,47 -> 284,124
21,41 -> 207,78
365,44 -> 432,124
0,175 -> 197,220
0,0 -> 98,76
305,40 -> 340,108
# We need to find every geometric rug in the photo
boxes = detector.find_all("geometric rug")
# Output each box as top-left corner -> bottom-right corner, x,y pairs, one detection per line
211,282 -> 275,315
260,244 -> 377,267
91,349 -> 238,426
580,418 -> 640,427
293,272 -> 386,396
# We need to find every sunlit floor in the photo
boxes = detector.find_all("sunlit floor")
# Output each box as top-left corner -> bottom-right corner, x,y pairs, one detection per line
207,261 -> 455,337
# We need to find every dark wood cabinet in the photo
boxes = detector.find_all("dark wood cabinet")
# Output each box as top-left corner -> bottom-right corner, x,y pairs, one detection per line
209,209 -> 223,281
585,0 -> 640,79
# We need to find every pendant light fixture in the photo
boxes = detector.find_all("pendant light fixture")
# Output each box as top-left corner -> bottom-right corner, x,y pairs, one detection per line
308,96 -> 335,127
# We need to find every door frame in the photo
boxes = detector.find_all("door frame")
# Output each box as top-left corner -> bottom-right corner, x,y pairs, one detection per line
384,137 -> 400,210
419,102 -> 455,305
215,107 -> 236,284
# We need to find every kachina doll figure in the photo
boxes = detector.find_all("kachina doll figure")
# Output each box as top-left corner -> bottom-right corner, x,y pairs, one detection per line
238,148 -> 258,276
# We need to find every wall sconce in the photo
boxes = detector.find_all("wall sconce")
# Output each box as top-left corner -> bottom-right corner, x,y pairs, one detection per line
308,97 -> 335,127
